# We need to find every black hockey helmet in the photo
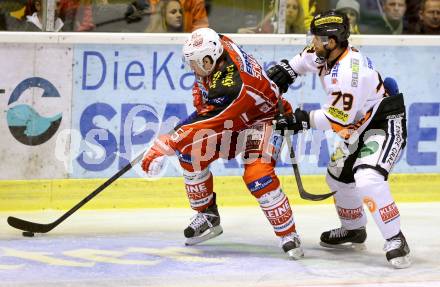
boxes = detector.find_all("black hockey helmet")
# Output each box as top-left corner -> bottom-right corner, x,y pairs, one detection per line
310,10 -> 350,43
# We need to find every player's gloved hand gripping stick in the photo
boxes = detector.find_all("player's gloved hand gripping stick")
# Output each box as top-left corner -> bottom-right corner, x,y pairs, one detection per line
276,100 -> 336,201
267,59 -> 335,201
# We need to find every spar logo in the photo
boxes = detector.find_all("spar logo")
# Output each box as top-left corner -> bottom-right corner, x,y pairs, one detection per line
6,77 -> 62,146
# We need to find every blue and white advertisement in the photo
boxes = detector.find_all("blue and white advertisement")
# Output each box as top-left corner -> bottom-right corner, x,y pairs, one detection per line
69,43 -> 440,179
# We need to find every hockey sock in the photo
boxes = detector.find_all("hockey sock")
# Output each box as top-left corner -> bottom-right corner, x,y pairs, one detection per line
327,173 -> 367,230
354,168 -> 401,239
183,168 -> 214,211
257,187 -> 296,236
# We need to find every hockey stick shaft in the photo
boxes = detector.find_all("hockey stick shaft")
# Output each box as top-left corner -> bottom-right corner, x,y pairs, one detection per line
7,152 -> 145,233
277,100 -> 335,201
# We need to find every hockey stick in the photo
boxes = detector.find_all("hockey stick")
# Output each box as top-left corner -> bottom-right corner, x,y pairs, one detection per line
277,100 -> 336,201
7,152 -> 145,234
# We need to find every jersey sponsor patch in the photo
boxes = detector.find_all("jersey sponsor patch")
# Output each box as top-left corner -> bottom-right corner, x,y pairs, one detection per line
176,151 -> 192,164
269,132 -> 283,161
209,64 -> 236,90
330,147 -> 346,162
358,141 -> 379,158
247,175 -> 273,193
363,196 -> 377,212
331,63 -> 340,84
186,182 -> 210,198
262,196 -> 293,228
379,202 -> 400,223
351,58 -> 360,87
381,118 -> 404,168
235,45 -> 262,79
328,106 -> 349,122
365,56 -> 374,69
337,206 -> 363,220
386,112 -> 405,120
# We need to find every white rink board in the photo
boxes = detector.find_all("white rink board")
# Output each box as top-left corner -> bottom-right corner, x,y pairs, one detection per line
0,43 -> 73,179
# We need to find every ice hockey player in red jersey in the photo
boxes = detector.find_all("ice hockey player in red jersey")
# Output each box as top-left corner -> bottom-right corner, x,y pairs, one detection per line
141,27 -> 303,259
266,10 -> 410,268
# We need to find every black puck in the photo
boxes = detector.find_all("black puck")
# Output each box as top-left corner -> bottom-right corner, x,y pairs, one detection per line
22,231 -> 35,237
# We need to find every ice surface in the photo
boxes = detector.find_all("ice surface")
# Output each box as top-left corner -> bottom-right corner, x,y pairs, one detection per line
1,203 -> 439,287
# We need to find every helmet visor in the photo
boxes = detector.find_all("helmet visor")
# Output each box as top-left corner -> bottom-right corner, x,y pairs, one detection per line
306,31 -> 329,46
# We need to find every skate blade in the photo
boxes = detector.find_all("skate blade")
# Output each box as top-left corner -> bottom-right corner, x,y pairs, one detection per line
389,255 -> 411,269
320,241 -> 366,251
185,225 -> 223,246
286,247 -> 304,260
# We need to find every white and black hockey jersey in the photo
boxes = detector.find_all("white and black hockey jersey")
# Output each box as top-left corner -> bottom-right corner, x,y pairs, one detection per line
288,46 -> 387,140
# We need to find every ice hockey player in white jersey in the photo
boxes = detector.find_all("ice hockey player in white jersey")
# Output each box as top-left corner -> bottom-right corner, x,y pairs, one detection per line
266,10 -> 410,268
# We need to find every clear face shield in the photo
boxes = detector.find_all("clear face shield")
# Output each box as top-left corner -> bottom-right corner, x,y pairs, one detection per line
306,31 -> 330,47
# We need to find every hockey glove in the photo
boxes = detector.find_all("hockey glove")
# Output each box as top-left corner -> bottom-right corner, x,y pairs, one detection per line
275,108 -> 310,134
266,59 -> 298,93
141,135 -> 172,177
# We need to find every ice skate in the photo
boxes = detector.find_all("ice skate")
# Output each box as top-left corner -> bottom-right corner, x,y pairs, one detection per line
320,227 -> 367,250
384,231 -> 411,269
184,194 -> 223,246
280,232 -> 304,260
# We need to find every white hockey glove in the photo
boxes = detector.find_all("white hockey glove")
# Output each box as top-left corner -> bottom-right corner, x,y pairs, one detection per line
141,135 -> 172,178
144,155 -> 167,177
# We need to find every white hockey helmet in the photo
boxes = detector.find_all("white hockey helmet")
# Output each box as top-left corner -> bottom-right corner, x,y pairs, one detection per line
182,28 -> 224,76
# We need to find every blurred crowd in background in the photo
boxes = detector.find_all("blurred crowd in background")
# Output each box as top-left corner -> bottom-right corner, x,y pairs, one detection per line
0,0 -> 438,34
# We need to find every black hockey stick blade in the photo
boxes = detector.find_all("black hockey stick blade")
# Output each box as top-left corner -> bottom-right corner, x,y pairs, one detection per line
7,216 -> 55,233
298,187 -> 336,201
288,140 -> 336,201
